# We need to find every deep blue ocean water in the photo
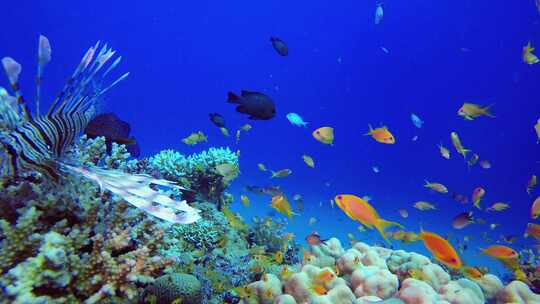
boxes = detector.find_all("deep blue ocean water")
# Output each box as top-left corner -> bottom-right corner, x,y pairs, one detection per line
2,1 -> 540,277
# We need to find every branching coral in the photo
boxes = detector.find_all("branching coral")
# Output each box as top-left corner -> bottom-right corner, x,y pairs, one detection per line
148,147 -> 239,209
0,137 -> 172,303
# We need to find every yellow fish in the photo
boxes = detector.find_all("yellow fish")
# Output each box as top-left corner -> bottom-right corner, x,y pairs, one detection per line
235,129 -> 241,142
302,154 -> 315,168
438,143 -> 450,159
413,201 -> 437,211
486,202 -> 509,212
313,127 -> 334,145
274,251 -> 284,264
523,41 -> 540,65
219,127 -> 230,137
408,268 -> 429,281
240,195 -> 250,207
457,103 -> 494,120
280,266 -> 293,280
424,180 -> 448,193
240,124 -> 252,131
215,163 -> 239,182
270,195 -> 297,218
335,194 -> 402,243
182,131 -> 207,145
271,169 -> 292,178
450,132 -> 470,159
257,163 -> 267,171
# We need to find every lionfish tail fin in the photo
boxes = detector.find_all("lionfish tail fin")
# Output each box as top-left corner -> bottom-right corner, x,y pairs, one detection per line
61,163 -> 201,224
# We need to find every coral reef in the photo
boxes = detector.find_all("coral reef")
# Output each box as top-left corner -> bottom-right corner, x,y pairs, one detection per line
146,273 -> 202,304
149,147 -> 239,209
0,137 -> 172,303
239,239 -> 540,304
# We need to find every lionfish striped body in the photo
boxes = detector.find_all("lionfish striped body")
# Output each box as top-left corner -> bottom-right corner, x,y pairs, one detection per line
0,36 -> 128,181
0,36 -> 201,224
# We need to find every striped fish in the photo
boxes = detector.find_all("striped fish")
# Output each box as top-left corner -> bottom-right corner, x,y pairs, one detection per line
0,36 -> 200,224
0,37 -> 128,181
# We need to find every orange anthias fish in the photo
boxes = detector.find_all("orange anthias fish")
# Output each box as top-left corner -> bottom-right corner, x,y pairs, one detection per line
531,196 -> 540,219
457,103 -> 494,120
472,187 -> 486,209
365,125 -> 395,144
312,127 -> 334,145
462,266 -> 483,280
523,41 -> 540,65
314,269 -> 336,284
310,283 -> 328,295
418,229 -> 462,269
525,222 -> 540,241
481,245 -> 519,260
270,194 -> 297,218
306,231 -> 328,246
334,194 -> 403,243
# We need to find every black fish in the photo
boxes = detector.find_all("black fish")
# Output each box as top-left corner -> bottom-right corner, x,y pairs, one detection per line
84,113 -> 140,157
227,90 -> 276,120
209,113 -> 226,128
245,185 -> 283,196
270,37 -> 288,56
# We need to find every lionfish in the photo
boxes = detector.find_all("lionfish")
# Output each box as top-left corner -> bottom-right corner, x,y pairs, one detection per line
0,35 -> 200,224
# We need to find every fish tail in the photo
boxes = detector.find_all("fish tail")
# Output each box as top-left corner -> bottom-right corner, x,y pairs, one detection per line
483,104 -> 495,118
461,148 -> 471,159
270,171 -> 276,178
375,218 -> 403,243
423,179 -> 431,187
227,92 -> 241,104
364,124 -> 374,136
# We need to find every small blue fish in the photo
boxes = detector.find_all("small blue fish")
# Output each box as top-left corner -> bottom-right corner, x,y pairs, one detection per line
375,2 -> 384,25
286,112 -> 308,127
411,113 -> 424,128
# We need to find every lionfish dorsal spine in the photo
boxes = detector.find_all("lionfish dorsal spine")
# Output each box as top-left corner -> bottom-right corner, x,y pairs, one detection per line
36,35 -> 52,117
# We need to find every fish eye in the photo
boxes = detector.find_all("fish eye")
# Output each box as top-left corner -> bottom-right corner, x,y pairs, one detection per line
316,131 -> 320,134
337,195 -> 342,200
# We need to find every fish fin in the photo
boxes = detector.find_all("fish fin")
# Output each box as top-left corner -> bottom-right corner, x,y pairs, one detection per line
423,180 -> 431,187
241,90 -> 258,96
364,124 -> 374,136
227,92 -> 241,104
374,218 -> 402,244
461,148 -> 471,159
482,104 -> 495,118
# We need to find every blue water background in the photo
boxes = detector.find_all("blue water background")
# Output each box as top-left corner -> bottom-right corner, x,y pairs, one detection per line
2,1 -> 540,276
